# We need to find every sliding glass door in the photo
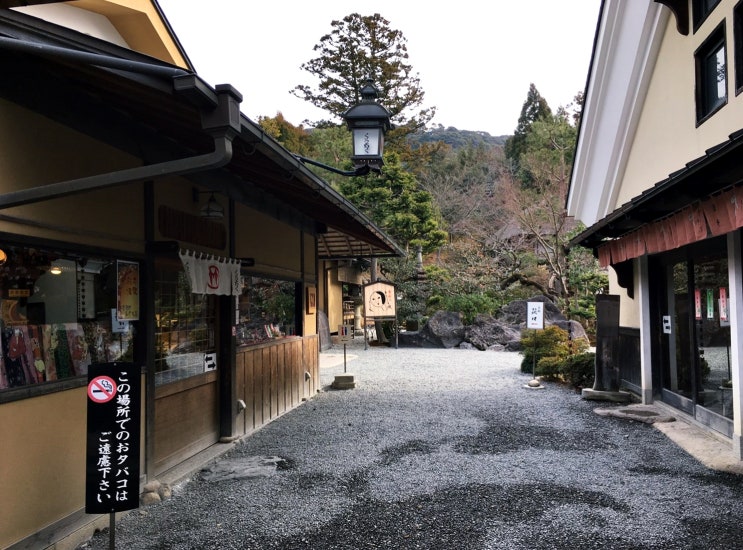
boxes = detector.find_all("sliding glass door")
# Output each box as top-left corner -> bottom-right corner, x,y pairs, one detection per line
654,237 -> 732,436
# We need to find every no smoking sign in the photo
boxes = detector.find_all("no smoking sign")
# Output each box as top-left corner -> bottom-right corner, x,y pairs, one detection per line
87,376 -> 117,403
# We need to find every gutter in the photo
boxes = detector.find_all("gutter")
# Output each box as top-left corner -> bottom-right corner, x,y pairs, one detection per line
0,131 -> 234,209
0,35 -> 190,79
0,37 -> 242,208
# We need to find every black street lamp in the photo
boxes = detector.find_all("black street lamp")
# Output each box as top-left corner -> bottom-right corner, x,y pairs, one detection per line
295,78 -> 392,176
343,79 -> 392,171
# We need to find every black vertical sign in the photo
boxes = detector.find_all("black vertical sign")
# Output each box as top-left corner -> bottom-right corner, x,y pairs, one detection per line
86,362 -> 141,513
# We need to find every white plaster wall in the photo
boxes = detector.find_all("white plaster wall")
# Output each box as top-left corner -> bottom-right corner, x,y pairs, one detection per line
618,0 -> 743,208
607,267 -> 641,328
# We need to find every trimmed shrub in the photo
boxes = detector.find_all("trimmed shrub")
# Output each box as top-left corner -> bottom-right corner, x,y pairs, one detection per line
520,325 -> 570,374
560,352 -> 596,389
521,325 -> 592,384
536,355 -> 565,379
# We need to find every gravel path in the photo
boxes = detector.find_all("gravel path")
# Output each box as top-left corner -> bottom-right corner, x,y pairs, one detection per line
81,342 -> 743,549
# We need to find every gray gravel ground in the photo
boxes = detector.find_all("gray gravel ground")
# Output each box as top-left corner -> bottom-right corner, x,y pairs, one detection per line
82,341 -> 743,549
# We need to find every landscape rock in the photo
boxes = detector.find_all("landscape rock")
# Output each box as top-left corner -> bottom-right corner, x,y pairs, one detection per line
464,314 -> 522,351
552,319 -> 590,345
140,491 -> 161,506
401,296 -> 588,352
497,295 -> 566,327
397,330 -> 426,348
417,311 -> 464,348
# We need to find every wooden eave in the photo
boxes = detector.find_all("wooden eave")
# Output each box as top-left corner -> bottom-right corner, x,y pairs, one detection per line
571,129 -> 743,250
0,11 -> 403,260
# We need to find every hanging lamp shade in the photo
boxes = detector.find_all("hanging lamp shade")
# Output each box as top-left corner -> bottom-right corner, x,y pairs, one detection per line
342,79 -> 392,170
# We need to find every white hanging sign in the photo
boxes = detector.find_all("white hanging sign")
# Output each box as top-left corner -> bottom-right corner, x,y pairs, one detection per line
526,302 -> 544,330
179,249 -> 241,296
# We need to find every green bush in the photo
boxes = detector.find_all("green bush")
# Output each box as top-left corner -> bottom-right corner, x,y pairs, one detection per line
520,325 -> 592,384
536,355 -> 565,379
520,325 -> 570,374
559,352 -> 596,389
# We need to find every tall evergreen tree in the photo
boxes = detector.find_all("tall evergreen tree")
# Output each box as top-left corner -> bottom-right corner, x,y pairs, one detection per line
338,153 -> 446,254
504,83 -> 552,185
291,13 -> 435,135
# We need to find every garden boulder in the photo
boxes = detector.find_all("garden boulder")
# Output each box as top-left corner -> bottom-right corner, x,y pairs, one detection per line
464,314 -> 522,351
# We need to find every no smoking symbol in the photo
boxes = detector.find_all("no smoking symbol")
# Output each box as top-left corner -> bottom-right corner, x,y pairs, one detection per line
88,376 -> 117,403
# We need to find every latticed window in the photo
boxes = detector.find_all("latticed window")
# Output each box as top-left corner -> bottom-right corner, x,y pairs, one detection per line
236,275 -> 299,346
154,261 -> 216,386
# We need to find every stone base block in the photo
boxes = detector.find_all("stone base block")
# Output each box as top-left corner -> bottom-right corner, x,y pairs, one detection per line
581,388 -> 632,402
332,373 -> 356,390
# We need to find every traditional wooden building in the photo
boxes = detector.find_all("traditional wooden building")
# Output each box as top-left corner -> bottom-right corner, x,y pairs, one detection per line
0,2 -> 402,548
569,0 -> 743,459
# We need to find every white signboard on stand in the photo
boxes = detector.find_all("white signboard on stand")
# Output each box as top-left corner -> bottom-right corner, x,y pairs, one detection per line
526,302 -> 544,330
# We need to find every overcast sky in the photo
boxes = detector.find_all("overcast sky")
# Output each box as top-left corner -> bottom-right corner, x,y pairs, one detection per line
157,1 -> 601,137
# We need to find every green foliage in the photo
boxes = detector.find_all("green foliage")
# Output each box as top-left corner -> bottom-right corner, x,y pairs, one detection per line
536,355 -> 566,379
520,325 -> 571,374
559,352 -> 596,390
426,293 -> 500,325
501,100 -> 583,305
282,27 -> 600,337
339,152 -> 447,253
520,326 -> 593,388
252,279 -> 296,325
563,223 -> 609,342
409,125 -> 507,149
292,13 -> 434,133
257,113 -> 313,156
504,83 -> 552,185
379,256 -> 428,322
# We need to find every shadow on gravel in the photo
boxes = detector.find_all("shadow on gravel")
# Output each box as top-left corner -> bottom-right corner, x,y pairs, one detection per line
380,439 -> 437,465
242,482 -> 634,550
629,463 -> 743,488
453,418 -> 618,455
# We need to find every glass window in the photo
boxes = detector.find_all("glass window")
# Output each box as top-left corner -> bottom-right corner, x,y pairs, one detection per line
693,0 -> 722,31
734,0 -> 743,93
236,275 -> 298,347
0,246 -> 136,391
655,238 -> 733,435
695,24 -> 727,123
154,262 -> 216,386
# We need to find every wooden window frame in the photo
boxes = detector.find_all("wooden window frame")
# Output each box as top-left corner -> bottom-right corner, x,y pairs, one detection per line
695,23 -> 728,125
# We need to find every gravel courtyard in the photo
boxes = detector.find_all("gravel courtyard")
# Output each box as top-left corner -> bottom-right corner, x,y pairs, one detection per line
82,342 -> 743,549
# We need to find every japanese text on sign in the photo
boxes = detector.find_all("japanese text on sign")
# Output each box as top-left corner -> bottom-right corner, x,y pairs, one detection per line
117,260 -> 140,321
363,281 -> 396,319
526,302 -> 544,330
86,363 -> 140,513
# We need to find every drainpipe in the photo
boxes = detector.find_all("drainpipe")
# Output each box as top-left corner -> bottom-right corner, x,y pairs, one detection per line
0,38 -> 243,209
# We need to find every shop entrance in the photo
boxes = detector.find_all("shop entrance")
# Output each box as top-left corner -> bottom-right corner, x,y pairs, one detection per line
653,238 -> 733,437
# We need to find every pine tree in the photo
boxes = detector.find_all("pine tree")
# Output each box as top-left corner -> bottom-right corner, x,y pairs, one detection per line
291,13 -> 435,135
504,83 -> 552,186
338,153 -> 446,254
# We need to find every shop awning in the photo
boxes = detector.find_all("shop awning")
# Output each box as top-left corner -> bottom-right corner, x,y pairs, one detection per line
571,128 -> 743,259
